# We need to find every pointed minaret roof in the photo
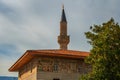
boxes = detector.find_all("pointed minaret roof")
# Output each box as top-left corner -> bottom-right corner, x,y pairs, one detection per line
61,5 -> 67,22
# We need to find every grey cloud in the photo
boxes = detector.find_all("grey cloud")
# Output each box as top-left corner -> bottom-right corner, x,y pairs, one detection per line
0,0 -> 120,76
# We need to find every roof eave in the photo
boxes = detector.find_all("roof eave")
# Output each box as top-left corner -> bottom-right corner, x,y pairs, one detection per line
9,50 -> 33,71
9,50 -> 89,72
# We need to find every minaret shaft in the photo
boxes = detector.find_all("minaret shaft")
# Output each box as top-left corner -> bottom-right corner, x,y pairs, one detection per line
60,22 -> 67,36
58,6 -> 70,50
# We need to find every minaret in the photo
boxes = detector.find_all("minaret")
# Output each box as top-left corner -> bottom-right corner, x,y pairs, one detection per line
58,5 -> 70,50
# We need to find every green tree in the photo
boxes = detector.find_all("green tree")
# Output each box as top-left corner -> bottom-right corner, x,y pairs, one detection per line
80,18 -> 120,80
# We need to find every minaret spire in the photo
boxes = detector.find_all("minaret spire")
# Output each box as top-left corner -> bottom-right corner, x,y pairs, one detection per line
58,5 -> 70,50
61,4 -> 67,22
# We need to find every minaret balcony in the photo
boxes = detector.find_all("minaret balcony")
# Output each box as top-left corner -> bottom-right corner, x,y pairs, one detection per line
58,35 -> 70,44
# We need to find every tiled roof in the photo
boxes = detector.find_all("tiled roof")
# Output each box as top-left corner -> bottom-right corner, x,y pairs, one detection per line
9,49 -> 89,71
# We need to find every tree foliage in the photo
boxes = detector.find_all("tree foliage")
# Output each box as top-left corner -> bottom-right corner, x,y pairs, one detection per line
80,18 -> 120,80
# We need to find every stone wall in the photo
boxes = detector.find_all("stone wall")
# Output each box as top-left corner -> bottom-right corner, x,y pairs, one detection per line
18,59 -> 37,80
36,57 -> 91,80
37,72 -> 80,80
18,56 -> 91,80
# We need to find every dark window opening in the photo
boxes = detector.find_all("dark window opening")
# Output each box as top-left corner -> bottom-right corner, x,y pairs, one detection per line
53,79 -> 60,80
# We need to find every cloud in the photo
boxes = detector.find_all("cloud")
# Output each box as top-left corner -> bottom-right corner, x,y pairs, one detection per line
0,0 -> 120,76
0,0 -> 60,76
0,54 -> 18,76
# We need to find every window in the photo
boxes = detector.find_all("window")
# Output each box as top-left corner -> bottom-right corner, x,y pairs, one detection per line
38,64 -> 43,71
38,61 -> 43,71
54,64 -> 58,71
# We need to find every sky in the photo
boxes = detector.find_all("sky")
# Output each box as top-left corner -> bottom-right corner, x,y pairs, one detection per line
0,0 -> 120,77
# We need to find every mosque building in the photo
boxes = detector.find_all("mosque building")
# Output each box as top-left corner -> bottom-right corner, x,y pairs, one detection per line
9,6 -> 90,80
